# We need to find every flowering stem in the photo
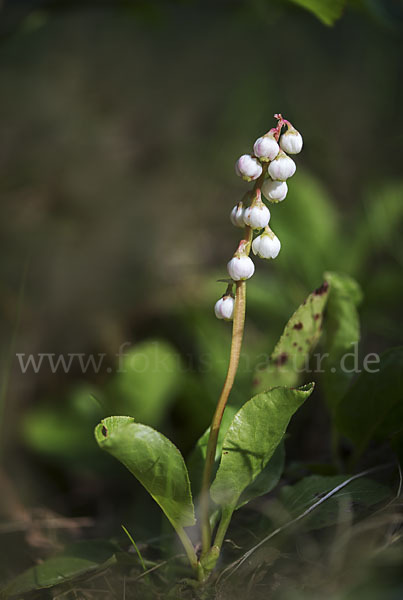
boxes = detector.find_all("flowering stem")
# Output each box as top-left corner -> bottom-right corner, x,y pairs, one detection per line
197,114 -> 298,569
200,165 -> 269,558
200,236 -> 251,555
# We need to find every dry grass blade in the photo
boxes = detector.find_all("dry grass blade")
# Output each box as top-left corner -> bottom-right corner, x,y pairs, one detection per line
0,516 -> 94,535
216,463 -> 394,585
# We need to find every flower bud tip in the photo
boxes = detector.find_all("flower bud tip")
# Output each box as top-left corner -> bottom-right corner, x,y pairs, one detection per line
235,154 -> 263,182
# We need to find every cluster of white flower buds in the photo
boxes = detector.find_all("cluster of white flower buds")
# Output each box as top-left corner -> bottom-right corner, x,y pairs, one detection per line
215,114 -> 303,321
234,120 -> 302,194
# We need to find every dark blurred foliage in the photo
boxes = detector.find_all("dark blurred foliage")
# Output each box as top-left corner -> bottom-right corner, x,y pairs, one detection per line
0,0 -> 402,596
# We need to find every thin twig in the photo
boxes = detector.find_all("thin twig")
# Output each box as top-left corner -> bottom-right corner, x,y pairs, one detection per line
0,516 -> 94,534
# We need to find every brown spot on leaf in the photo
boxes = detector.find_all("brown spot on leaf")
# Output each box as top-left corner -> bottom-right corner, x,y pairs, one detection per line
253,378 -> 261,387
293,322 -> 303,330
314,313 -> 321,320
293,342 -> 297,347
274,352 -> 288,366
313,281 -> 329,296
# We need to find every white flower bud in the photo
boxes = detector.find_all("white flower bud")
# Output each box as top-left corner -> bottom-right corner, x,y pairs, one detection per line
227,255 -> 255,281
252,229 -> 281,260
214,295 -> 235,321
253,134 -> 279,162
235,154 -> 263,182
243,201 -> 271,230
261,179 -> 288,203
268,150 -> 296,181
280,127 -> 303,155
230,202 -> 245,228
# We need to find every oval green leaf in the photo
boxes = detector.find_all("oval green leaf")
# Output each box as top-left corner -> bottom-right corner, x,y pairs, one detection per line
287,0 -> 347,26
106,340 -> 183,427
278,475 -> 391,530
95,416 -> 195,528
1,541 -> 117,598
210,383 -> 315,507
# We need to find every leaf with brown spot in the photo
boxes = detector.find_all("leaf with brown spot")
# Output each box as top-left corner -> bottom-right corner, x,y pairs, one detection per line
254,281 -> 329,391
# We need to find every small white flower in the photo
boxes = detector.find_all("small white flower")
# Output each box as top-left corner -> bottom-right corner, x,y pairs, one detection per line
253,134 -> 279,162
227,255 -> 255,281
268,150 -> 296,181
235,154 -> 263,182
262,179 -> 288,203
280,127 -> 303,154
243,201 -> 271,230
252,228 -> 281,259
214,295 -> 235,321
230,202 -> 245,228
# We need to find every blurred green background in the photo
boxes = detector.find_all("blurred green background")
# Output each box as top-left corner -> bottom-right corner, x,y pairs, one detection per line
0,0 -> 402,596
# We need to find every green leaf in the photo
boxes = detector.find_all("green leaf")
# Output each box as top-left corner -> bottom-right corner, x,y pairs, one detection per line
323,272 -> 362,357
95,416 -> 195,528
22,385 -> 103,464
278,475 -> 391,530
187,405 -> 237,500
210,383 -> 315,507
236,441 -> 285,509
23,407 -> 95,461
107,340 -> 183,427
286,0 -> 347,25
1,541 -> 117,598
187,405 -> 284,509
322,271 -> 362,410
253,282 -> 329,392
335,347 -> 403,457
